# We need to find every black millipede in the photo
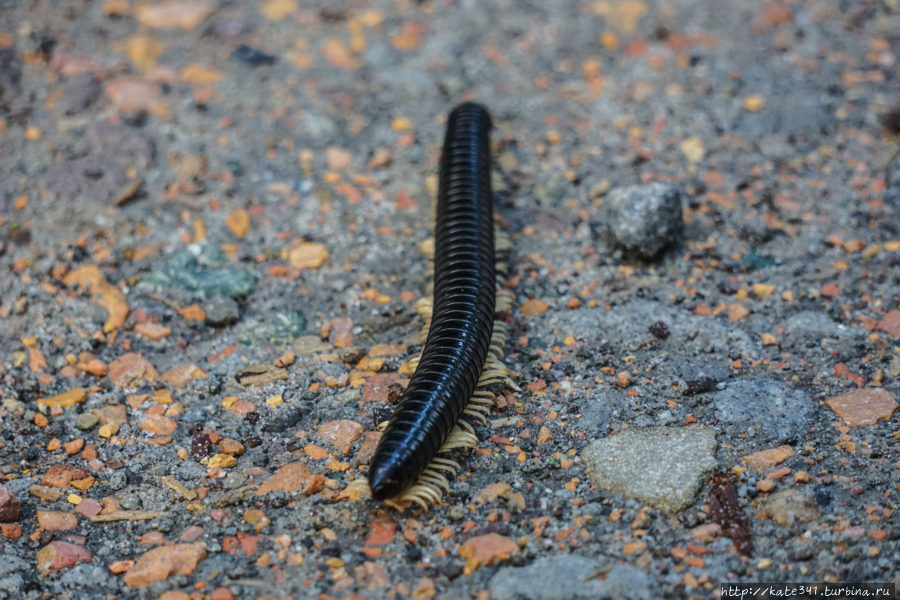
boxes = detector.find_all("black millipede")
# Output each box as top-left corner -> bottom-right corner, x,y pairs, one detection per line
345,102 -> 515,509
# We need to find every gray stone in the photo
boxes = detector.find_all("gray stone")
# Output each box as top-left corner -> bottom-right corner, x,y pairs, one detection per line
107,471 -> 127,491
582,425 -> 717,513
0,553 -> 28,578
177,460 -> 208,481
203,296 -> 240,327
488,554 -> 606,600
45,155 -> 130,202
782,311 -> 865,347
58,564 -> 109,589
574,389 -> 622,435
676,362 -> 730,387
742,91 -> 834,141
140,242 -> 258,299
0,573 -> 23,597
595,565 -> 655,600
489,556 -> 655,600
603,183 -> 684,259
0,553 -> 28,596
45,155 -> 129,204
714,379 -> 812,443
119,493 -> 142,511
240,311 -> 308,347
75,412 -> 100,431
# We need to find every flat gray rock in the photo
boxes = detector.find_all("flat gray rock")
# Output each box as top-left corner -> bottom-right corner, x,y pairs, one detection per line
489,554 -> 606,600
595,565 -> 655,600
0,553 -> 28,596
45,155 -> 129,204
782,311 -> 865,348
714,379 -> 812,443
582,425 -> 718,513
490,556 -> 655,600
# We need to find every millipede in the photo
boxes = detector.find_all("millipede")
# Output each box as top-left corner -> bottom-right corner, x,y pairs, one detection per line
344,102 -> 515,509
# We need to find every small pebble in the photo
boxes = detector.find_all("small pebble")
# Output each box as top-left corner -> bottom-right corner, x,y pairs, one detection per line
75,412 -> 100,430
203,296 -> 240,327
0,485 -> 20,522
603,183 -> 685,259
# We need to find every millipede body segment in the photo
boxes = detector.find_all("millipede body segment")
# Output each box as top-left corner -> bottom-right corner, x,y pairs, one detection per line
367,103 -> 497,501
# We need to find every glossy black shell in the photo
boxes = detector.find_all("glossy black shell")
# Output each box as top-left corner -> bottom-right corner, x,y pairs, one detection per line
368,103 -> 495,500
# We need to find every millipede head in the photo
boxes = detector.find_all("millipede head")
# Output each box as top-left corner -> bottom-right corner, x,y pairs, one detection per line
368,457 -> 413,500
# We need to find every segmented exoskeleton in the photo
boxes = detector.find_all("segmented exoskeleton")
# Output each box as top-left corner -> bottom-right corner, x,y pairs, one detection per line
344,103 -> 514,509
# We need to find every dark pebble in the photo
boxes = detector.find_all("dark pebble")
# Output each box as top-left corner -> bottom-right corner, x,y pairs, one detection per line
882,103 -> 900,135
813,486 -> 832,507
191,432 -> 211,456
682,376 -> 716,396
406,546 -> 422,562
0,47 -> 23,115
232,44 -> 276,66
262,406 -> 306,432
648,321 -> 669,340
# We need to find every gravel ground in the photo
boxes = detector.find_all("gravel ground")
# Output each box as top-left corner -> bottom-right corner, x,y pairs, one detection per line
1,0 -> 899,599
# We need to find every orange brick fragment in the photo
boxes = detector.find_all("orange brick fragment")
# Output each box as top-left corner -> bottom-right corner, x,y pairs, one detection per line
458,533 -> 518,575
